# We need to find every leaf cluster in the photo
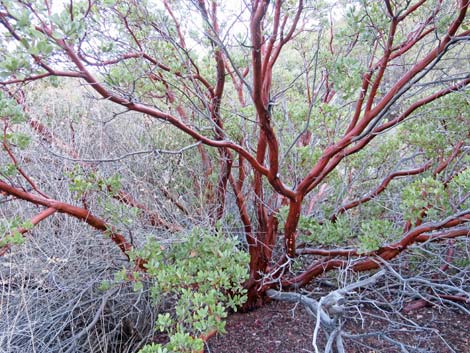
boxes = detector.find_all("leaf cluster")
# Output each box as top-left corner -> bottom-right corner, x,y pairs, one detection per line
0,216 -> 33,247
133,228 -> 249,353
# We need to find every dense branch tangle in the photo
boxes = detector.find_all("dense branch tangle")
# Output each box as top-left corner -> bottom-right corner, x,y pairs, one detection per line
0,0 -> 469,308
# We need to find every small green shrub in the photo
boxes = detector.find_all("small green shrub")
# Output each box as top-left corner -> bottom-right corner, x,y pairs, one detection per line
135,227 -> 249,353
401,177 -> 450,222
358,219 -> 396,253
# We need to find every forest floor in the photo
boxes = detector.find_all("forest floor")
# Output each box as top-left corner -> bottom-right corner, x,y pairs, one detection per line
206,299 -> 470,353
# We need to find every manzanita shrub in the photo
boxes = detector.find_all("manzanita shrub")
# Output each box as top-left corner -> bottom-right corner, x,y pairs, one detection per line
0,1 -> 470,350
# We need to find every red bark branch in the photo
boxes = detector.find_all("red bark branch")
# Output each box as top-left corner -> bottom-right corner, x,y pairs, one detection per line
0,180 -> 144,268
58,41 -> 277,191
279,211 -> 470,288
331,162 -> 433,221
0,207 -> 56,256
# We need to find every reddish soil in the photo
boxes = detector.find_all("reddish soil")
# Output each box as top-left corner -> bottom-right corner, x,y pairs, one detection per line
206,300 -> 470,353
